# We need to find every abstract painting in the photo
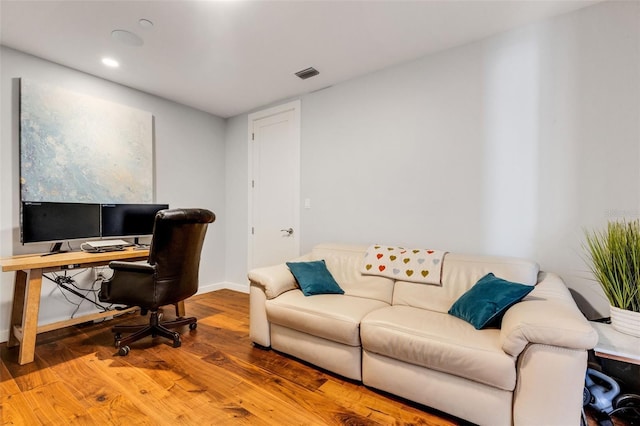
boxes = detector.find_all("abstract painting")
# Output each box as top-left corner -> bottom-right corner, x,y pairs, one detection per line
20,79 -> 153,203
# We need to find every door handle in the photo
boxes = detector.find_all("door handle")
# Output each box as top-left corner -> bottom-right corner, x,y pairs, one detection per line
280,228 -> 293,236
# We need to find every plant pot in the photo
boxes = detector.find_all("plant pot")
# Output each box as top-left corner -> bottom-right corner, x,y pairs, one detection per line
609,306 -> 640,337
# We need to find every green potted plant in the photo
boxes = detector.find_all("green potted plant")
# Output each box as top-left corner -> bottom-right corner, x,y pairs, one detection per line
584,219 -> 640,337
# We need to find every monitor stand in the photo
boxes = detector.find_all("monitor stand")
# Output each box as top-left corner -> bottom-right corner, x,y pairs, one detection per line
134,237 -> 150,248
41,242 -> 68,257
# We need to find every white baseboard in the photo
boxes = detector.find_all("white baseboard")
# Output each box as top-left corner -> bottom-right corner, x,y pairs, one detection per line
197,280 -> 249,294
0,281 -> 250,344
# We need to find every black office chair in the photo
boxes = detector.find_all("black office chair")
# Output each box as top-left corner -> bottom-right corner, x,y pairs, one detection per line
98,208 -> 215,356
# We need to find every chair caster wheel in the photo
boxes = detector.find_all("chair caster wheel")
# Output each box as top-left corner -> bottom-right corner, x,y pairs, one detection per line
114,333 -> 122,340
118,346 -> 130,356
189,322 -> 197,331
172,336 -> 182,348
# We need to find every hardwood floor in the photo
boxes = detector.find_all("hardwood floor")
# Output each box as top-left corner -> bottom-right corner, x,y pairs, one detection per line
1,290 -> 464,425
1,289 -> 630,425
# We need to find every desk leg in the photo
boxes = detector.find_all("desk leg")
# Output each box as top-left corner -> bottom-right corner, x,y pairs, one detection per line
7,270 -> 28,348
18,269 -> 43,365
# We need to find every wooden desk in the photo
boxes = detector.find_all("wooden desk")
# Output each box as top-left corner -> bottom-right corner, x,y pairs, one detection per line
591,321 -> 640,366
1,248 -> 153,365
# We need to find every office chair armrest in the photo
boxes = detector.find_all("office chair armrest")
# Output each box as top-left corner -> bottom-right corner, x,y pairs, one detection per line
99,262 -> 156,305
109,261 -> 156,274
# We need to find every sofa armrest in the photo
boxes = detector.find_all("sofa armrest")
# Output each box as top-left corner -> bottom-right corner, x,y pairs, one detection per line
247,254 -> 311,299
248,263 -> 298,299
500,272 -> 598,357
248,263 -> 297,348
248,254 -> 311,347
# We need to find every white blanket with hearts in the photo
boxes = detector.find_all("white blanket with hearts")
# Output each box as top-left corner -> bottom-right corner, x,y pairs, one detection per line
361,245 -> 447,285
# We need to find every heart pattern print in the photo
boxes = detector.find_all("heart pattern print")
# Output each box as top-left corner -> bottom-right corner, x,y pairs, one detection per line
361,245 -> 447,285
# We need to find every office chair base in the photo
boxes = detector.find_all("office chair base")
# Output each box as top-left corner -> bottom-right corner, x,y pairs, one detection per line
112,310 -> 197,355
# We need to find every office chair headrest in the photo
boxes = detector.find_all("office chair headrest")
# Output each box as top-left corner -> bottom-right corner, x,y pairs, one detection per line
156,208 -> 215,224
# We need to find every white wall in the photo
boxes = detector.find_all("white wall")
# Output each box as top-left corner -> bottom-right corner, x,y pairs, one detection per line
0,47 -> 227,341
224,114 -> 251,286
225,0 -> 640,318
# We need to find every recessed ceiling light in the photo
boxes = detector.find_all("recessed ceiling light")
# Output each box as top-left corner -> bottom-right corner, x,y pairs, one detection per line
111,29 -> 143,47
102,57 -> 120,68
138,18 -> 154,29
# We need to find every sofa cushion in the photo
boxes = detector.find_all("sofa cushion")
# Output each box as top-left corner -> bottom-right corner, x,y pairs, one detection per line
448,273 -> 534,329
266,290 -> 389,346
361,305 -> 517,391
310,243 -> 395,304
393,252 -> 540,313
286,260 -> 344,296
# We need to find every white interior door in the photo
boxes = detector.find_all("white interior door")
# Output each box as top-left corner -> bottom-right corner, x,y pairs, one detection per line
249,100 -> 300,269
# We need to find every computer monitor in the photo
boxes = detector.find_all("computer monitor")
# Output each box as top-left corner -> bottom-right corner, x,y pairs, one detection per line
101,203 -> 169,241
21,201 -> 101,251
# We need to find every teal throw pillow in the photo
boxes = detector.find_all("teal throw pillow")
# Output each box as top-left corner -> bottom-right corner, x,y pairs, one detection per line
448,273 -> 534,329
286,260 -> 344,297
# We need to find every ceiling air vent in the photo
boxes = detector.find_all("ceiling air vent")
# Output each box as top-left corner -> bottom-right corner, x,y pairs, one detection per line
295,67 -> 319,80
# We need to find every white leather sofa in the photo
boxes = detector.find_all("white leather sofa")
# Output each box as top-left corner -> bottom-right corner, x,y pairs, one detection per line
248,243 -> 598,425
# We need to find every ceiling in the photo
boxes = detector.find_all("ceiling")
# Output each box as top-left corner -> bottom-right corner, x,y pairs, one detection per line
0,0 -> 602,118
